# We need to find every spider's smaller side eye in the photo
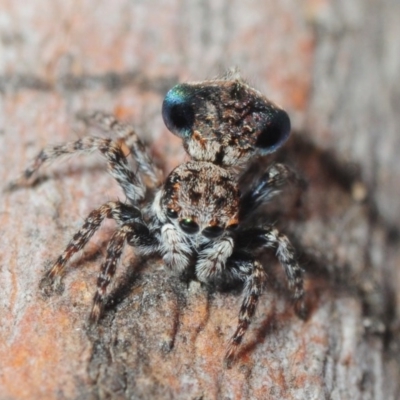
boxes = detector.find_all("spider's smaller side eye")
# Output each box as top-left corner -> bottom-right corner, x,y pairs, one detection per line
167,208 -> 178,219
162,84 -> 195,139
179,218 -> 200,234
202,225 -> 224,239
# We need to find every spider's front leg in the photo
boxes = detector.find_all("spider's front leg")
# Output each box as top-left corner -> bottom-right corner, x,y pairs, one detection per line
224,257 -> 267,367
224,225 -> 305,366
237,227 -> 306,318
90,220 -> 158,323
40,201 -> 141,295
263,227 -> 305,316
194,236 -> 262,367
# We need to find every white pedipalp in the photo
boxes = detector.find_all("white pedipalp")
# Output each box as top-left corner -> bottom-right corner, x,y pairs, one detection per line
195,236 -> 234,283
160,223 -> 192,274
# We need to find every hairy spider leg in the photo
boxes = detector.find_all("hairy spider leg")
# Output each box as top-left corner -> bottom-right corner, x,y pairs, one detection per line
23,136 -> 146,204
90,226 -> 129,323
77,111 -> 162,187
263,227 -> 305,315
238,227 -> 305,317
224,225 -> 305,365
90,221 -> 157,323
40,201 -> 141,294
224,259 -> 266,367
240,163 -> 300,220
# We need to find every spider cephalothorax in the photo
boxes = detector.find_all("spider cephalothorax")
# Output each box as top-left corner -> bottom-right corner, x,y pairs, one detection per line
162,78 -> 291,167
159,161 -> 239,232
17,74 -> 305,367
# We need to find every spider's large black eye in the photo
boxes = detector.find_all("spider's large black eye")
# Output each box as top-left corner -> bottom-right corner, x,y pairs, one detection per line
256,108 -> 291,154
179,218 -> 200,234
202,225 -> 224,239
167,208 -> 178,219
162,84 -> 195,138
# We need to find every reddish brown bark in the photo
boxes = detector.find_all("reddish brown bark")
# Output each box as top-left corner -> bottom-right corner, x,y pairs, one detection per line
1,1 -> 399,399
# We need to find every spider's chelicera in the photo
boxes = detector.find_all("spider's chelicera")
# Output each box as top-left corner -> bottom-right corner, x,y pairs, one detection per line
20,74 -> 305,366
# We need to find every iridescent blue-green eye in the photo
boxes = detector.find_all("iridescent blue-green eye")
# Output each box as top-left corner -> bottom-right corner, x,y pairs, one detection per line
256,108 -> 291,154
162,84 -> 195,138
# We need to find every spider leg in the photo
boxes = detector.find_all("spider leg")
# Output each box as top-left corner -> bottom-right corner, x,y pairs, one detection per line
237,227 -> 305,318
263,227 -> 305,316
90,221 -> 157,322
240,163 -> 302,220
77,111 -> 162,186
40,201 -> 141,294
89,225 -> 129,323
23,136 -> 145,204
224,258 -> 266,367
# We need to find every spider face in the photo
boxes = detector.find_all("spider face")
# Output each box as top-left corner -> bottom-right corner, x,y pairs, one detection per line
160,162 -> 240,239
162,79 -> 291,167
21,74 -> 305,367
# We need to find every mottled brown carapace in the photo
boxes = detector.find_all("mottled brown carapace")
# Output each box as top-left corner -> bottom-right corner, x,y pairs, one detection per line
162,162 -> 239,233
16,73 -> 305,367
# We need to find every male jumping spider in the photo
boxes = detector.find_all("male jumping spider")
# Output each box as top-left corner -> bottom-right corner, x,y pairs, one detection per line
18,75 -> 305,366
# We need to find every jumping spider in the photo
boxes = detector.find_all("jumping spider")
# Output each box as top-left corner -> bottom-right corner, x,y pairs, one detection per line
18,75 -> 305,366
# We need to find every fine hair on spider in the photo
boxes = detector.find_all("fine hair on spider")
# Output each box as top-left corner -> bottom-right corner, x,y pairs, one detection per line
15,73 -> 306,367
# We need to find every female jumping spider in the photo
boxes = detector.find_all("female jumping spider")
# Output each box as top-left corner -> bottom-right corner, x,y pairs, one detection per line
19,75 -> 305,366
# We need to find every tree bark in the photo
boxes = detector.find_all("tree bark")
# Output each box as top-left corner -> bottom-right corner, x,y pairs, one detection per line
1,1 -> 399,399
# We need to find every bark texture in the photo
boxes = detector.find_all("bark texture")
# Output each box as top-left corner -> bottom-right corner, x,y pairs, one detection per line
1,1 -> 400,399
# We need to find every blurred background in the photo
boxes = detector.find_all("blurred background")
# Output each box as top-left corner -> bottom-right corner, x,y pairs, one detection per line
1,1 -> 399,399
